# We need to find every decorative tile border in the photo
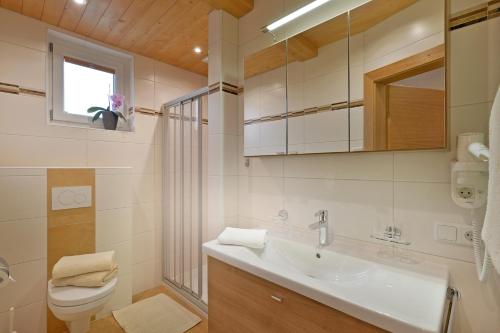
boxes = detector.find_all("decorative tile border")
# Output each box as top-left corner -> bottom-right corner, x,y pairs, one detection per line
244,99 -> 364,125
208,81 -> 240,95
0,81 -> 45,97
450,0 -> 500,30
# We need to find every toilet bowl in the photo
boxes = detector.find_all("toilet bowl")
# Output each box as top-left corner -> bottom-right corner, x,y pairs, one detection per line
47,277 -> 117,333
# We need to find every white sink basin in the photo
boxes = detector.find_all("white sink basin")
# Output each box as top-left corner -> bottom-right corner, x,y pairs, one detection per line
203,236 -> 449,333
265,237 -> 374,283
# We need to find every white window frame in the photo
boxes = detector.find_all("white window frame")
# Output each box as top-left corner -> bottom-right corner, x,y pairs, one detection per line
47,30 -> 134,130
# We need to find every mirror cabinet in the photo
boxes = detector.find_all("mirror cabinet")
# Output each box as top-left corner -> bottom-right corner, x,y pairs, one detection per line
243,0 -> 446,156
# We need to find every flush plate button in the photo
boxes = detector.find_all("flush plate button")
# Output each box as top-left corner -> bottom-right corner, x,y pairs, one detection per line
52,186 -> 92,210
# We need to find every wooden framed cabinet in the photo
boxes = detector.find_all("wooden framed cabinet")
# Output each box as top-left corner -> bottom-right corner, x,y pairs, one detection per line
208,257 -> 387,333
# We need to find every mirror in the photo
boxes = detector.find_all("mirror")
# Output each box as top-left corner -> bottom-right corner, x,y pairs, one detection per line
242,0 -> 446,156
287,13 -> 349,154
243,41 -> 287,156
349,0 -> 446,152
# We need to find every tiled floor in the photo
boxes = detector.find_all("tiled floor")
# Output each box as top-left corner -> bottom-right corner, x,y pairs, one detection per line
89,285 -> 208,333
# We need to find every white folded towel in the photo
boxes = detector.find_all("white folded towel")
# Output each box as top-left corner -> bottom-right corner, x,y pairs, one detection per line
483,86 -> 500,274
217,227 -> 268,249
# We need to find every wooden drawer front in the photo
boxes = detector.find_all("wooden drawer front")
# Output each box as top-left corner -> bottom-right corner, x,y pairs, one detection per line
208,257 -> 387,333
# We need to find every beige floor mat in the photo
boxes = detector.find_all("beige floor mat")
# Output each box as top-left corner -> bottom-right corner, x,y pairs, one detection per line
112,294 -> 201,333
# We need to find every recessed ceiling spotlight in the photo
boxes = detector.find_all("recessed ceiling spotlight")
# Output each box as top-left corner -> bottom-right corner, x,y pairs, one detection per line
193,47 -> 202,54
74,0 -> 86,4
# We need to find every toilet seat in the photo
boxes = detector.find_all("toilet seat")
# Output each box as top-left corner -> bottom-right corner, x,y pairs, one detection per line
48,277 -> 117,307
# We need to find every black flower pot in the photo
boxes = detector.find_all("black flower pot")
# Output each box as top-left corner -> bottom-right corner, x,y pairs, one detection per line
102,111 -> 118,130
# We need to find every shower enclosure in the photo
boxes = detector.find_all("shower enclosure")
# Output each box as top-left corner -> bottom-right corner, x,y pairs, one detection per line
161,87 -> 208,310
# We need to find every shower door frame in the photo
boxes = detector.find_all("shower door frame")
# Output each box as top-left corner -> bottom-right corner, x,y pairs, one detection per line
161,87 -> 208,312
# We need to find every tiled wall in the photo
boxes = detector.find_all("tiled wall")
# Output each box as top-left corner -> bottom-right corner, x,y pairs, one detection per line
0,7 -> 207,299
0,168 -> 47,333
236,0 -> 500,332
95,168 -> 133,318
0,167 -> 133,333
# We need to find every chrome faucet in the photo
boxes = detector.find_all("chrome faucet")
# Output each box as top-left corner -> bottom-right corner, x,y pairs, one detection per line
309,210 -> 329,247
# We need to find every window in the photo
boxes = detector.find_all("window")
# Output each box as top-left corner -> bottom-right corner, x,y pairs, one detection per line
48,30 -> 134,129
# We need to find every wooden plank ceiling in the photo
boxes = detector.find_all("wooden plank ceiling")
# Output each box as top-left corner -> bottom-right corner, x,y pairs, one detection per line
0,0 -> 254,76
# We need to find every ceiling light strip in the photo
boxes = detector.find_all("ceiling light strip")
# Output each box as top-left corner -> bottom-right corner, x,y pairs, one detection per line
263,0 -> 332,32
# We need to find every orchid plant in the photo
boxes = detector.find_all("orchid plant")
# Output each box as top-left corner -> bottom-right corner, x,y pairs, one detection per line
87,93 -> 127,122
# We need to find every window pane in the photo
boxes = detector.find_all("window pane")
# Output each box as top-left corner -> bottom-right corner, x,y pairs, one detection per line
63,60 -> 115,117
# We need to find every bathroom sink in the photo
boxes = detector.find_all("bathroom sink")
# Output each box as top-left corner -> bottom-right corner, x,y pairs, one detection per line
265,237 -> 374,284
203,236 -> 449,333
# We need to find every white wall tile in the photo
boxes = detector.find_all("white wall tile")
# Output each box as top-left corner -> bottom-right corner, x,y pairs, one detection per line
394,181 -> 473,261
135,79 -> 155,110
132,260 -> 155,294
395,151 -> 451,183
0,94 -> 87,140
133,231 -> 155,264
96,174 -> 132,210
0,300 -> 46,333
96,207 -> 132,246
328,152 -> 394,181
450,21 -> 489,107
0,260 -> 44,312
134,55 -> 155,82
132,203 -> 155,235
0,218 -> 44,265
0,134 -> 87,167
88,141 -> 154,174
0,175 -> 46,221
131,173 -> 154,204
0,8 -> 47,51
0,40 -> 45,90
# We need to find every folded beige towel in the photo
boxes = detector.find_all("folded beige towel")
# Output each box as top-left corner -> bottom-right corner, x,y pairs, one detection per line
53,251 -> 116,279
52,267 -> 118,287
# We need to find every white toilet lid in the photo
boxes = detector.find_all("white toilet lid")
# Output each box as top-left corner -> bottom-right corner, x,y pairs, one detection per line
48,277 -> 118,307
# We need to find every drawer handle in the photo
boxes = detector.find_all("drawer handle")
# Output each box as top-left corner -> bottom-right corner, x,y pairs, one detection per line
271,295 -> 283,303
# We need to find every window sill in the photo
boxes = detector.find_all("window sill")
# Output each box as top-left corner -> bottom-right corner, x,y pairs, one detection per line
48,118 -> 135,133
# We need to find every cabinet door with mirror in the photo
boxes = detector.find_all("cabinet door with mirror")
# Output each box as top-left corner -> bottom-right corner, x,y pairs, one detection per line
243,41 -> 287,156
243,0 -> 446,156
287,12 -> 349,154
350,0 -> 446,152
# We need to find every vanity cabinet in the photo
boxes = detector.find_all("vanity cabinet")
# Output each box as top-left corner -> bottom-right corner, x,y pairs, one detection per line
208,257 -> 387,333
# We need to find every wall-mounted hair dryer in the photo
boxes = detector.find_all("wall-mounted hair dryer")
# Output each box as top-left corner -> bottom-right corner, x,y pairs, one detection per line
451,132 -> 491,281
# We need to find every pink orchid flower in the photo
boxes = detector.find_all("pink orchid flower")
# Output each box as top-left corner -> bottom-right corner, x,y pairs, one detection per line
109,93 -> 125,111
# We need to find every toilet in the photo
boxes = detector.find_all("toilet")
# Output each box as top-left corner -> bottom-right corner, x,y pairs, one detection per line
47,277 -> 118,333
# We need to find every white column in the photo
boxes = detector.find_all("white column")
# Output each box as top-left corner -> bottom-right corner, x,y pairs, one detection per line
207,10 -> 239,240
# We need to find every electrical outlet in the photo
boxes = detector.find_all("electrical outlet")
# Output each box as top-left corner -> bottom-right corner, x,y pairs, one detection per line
457,187 -> 475,200
457,226 -> 474,246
